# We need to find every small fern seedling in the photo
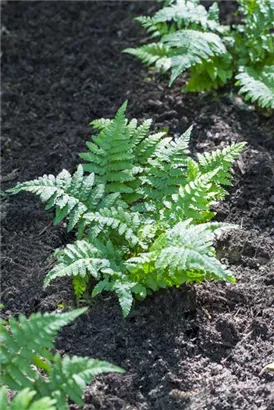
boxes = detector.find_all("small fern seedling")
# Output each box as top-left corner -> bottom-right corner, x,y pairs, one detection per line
124,0 -> 274,110
0,308 -> 124,410
9,102 -> 246,316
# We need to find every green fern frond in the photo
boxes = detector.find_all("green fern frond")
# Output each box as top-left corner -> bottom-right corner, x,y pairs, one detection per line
134,131 -> 165,165
0,308 -> 87,391
162,29 -> 228,84
81,102 -> 154,201
8,165 -> 96,231
0,311 -> 123,410
91,118 -> 112,130
135,16 -> 162,37
35,354 -> 123,409
152,0 -> 221,31
84,207 -> 142,247
130,118 -> 153,147
72,275 -> 89,299
127,220 -> 235,292
162,170 -> 219,225
238,0 -> 274,21
123,43 -> 172,72
44,241 -> 110,287
0,387 -> 56,410
80,101 -> 136,193
126,0 -> 274,110
138,127 -> 191,200
196,142 -> 246,194
236,66 -> 274,109
186,54 -> 233,91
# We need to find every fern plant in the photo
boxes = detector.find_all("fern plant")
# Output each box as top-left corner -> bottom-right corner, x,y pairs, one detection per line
0,308 -> 123,410
8,102 -> 245,316
124,0 -> 274,109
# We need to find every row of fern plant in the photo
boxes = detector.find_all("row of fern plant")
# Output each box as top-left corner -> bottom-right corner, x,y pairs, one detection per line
2,3 -> 251,407
9,101 -> 245,317
124,0 -> 274,109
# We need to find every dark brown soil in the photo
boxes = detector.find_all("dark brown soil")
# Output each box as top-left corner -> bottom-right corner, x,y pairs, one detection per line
1,2 -> 274,409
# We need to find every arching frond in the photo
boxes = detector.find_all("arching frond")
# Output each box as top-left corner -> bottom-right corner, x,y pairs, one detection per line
162,29 -> 228,84
44,241 -> 110,287
8,165 -> 98,233
126,220 -> 235,292
0,310 -> 123,410
161,170 -> 219,225
123,43 -> 172,72
236,66 -> 274,109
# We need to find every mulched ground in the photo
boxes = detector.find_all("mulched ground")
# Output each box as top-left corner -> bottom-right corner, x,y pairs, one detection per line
1,2 -> 274,409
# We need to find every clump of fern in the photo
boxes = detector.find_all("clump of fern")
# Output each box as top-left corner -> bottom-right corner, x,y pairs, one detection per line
124,0 -> 274,110
9,102 -> 245,316
0,308 -> 123,410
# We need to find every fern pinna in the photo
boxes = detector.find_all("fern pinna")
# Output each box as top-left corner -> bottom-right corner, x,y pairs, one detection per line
124,0 -> 274,109
0,308 -> 123,410
9,102 -> 245,317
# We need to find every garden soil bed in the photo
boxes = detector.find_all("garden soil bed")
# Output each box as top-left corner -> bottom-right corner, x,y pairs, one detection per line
1,1 -> 274,409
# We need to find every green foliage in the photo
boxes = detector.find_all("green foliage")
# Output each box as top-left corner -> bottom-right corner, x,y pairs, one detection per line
0,309 -> 123,410
9,103 -> 245,316
126,221 -> 236,291
236,66 -> 274,109
124,0 -> 274,109
0,387 -> 56,410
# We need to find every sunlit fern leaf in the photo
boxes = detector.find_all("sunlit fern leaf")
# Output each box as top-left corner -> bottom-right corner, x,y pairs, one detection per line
134,132 -> 165,165
112,281 -> 135,317
84,207 -> 142,247
263,361 -> 274,372
138,127 -> 191,201
91,118 -> 112,130
236,66 -> 274,109
196,142 -> 246,195
44,241 -> 110,287
238,0 -> 274,17
126,221 -> 235,292
135,16 -> 161,37
161,170 -> 219,225
8,104 -> 245,318
137,222 -> 158,250
80,101 -> 136,194
131,119 -> 153,146
123,43 -> 172,72
161,30 -> 228,84
152,0 -> 220,31
91,277 -> 140,317
7,165 -> 95,231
